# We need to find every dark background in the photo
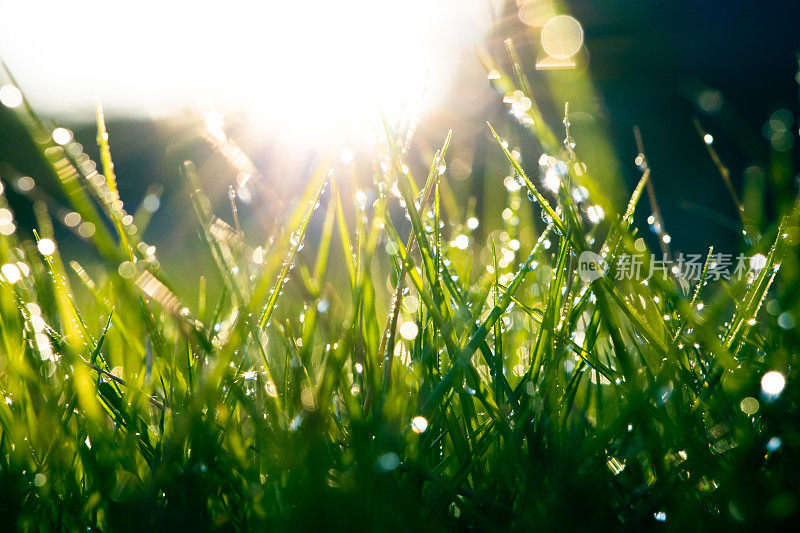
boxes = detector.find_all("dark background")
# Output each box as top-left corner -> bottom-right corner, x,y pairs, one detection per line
484,0 -> 800,256
576,0 -> 800,253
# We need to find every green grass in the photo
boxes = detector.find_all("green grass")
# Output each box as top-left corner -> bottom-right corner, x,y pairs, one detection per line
1,50 -> 799,531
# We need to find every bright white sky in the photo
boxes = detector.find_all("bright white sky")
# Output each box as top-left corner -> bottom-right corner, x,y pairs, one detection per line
0,0 -> 489,138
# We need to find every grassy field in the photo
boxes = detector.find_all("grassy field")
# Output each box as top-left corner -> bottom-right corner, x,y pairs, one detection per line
1,43 -> 799,531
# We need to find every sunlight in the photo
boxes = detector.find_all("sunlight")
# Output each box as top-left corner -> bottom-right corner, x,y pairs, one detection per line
0,0 -> 484,144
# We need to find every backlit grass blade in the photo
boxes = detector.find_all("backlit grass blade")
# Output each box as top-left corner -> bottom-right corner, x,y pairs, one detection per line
487,122 -> 566,236
422,223 -> 554,414
257,169 -> 330,330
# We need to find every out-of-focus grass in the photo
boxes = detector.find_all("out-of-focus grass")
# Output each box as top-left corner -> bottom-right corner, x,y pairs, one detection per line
0,42 -> 799,531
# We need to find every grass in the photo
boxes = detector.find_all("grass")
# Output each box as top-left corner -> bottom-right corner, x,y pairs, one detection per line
0,46 -> 799,531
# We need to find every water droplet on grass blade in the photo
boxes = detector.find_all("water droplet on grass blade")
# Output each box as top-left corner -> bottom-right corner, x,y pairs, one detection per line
542,168 -> 560,192
52,127 -> 72,146
761,371 -> 785,400
399,321 -> 419,340
739,397 -> 759,415
0,85 -> 23,108
37,238 -> 56,256
376,452 -> 400,472
410,416 -> 428,433
15,176 -> 34,193
766,436 -> 782,452
777,312 -> 795,330
118,262 -> 136,279
1,263 -> 22,284
571,186 -> 589,203
586,205 -> 604,224
452,234 -> 469,250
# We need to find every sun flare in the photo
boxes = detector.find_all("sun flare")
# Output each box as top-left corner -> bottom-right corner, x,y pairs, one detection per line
0,0 -> 484,144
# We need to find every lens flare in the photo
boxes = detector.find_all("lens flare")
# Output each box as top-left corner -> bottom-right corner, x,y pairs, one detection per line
0,0 -> 486,145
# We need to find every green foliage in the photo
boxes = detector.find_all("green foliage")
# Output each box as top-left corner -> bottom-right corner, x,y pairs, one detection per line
1,56 -> 800,532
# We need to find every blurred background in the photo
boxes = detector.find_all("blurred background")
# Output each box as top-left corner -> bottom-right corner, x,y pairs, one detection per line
1,0 -> 798,295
